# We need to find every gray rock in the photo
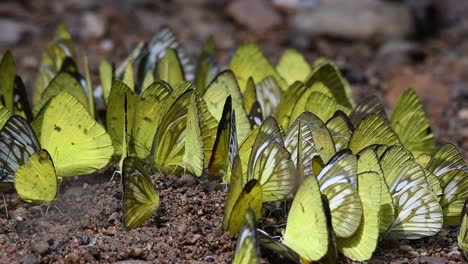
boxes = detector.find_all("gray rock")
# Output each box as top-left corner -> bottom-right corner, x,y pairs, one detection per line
80,12 -> 106,39
21,254 -> 39,264
177,174 -> 198,187
0,19 -> 39,45
420,256 -> 448,264
227,0 -> 282,33
64,186 -> 84,196
30,240 -> 49,255
290,0 -> 413,43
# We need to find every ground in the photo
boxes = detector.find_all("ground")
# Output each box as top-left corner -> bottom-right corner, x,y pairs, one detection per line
0,0 -> 467,263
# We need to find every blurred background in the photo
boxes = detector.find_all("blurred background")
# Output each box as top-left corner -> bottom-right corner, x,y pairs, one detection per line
0,0 -> 467,156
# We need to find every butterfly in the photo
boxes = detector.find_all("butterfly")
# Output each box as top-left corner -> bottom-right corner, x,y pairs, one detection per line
356,147 -> 394,233
458,199 -> 468,259
149,88 -> 215,176
122,156 -> 159,229
306,58 -> 354,109
0,51 -> 33,121
194,36 -> 219,94
259,173 -> 336,263
0,115 -> 56,206
230,43 -> 288,93
425,144 -> 468,225
208,96 -> 238,181
254,76 -> 281,119
284,112 -> 336,178
203,70 -> 252,145
242,77 -> 263,128
336,170 -> 382,261
314,150 -> 363,239
390,89 -> 435,157
276,48 -> 312,85
223,155 -> 262,234
231,209 -> 261,264
0,115 -> 41,192
32,91 -> 114,178
239,117 -> 296,203
325,111 -> 353,152
141,26 -> 195,84
33,24 -> 76,107
15,149 -> 57,205
33,57 -> 90,115
379,145 -> 443,239
348,113 -> 400,154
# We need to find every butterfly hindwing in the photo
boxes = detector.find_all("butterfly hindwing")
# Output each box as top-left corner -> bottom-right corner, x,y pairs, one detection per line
122,157 -> 160,229
15,149 -> 57,204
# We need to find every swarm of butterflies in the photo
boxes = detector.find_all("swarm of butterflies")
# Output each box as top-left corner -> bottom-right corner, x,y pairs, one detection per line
0,24 -> 467,263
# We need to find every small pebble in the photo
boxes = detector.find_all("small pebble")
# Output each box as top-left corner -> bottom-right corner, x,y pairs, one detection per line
190,234 -> 202,244
105,226 -> 117,236
21,254 -> 39,264
408,250 -> 419,258
80,234 -> 90,245
177,174 -> 198,187
108,212 -> 119,223
66,252 -> 80,264
400,244 -> 413,252
30,240 -> 49,255
458,108 -> 468,119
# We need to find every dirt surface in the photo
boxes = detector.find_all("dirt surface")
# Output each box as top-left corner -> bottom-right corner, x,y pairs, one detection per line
0,172 -> 235,263
0,0 -> 467,263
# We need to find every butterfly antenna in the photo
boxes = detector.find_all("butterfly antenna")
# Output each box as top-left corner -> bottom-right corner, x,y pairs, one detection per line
2,194 -> 8,219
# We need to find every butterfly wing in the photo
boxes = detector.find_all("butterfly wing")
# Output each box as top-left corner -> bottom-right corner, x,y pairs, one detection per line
384,185 -> 442,239
33,92 -> 114,177
203,71 -> 252,144
348,114 -> 400,154
14,149 -> 56,204
283,175 -> 329,262
0,115 -> 41,190
326,111 -> 353,152
390,89 -> 435,157
232,209 -> 261,264
230,43 -> 288,92
276,48 -> 312,85
336,171 -> 381,261
458,200 -> 468,258
122,157 -> 159,229
357,147 -> 394,233
208,96 -> 239,180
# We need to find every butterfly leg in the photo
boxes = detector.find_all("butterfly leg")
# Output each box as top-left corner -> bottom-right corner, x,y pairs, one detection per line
1,194 -> 8,219
109,169 -> 122,183
54,205 -> 64,216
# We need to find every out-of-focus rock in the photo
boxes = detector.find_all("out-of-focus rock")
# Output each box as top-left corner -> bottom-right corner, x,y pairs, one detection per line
421,256 -> 448,264
372,40 -> 425,76
435,0 -> 468,26
227,0 -> 282,33
0,19 -> 38,45
273,0 -> 320,12
30,240 -> 49,255
290,0 -> 414,43
80,12 -> 106,39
